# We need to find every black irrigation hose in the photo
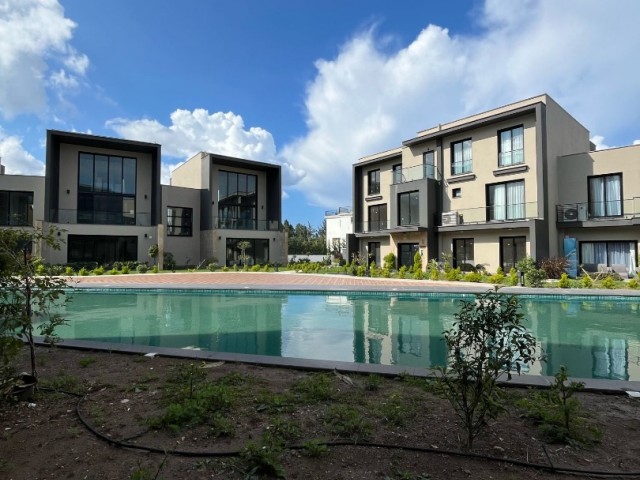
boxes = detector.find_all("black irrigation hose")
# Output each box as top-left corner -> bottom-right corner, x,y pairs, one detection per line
41,388 -> 640,478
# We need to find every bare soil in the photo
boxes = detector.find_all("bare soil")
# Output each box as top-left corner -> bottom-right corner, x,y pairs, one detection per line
2,346 -> 640,480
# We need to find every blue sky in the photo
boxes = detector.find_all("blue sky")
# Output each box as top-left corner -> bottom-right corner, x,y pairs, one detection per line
1,0 -> 639,228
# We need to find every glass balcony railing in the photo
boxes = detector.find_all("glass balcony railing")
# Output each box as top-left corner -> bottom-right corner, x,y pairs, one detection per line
214,217 -> 282,231
438,201 -> 539,226
50,209 -> 151,226
355,220 -> 388,233
392,164 -> 439,184
556,198 -> 640,222
325,207 -> 352,216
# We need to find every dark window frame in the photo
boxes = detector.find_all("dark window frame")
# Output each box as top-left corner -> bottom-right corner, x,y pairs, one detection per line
486,179 -> 525,221
398,243 -> 419,269
167,206 -> 193,236
225,237 -> 269,266
453,238 -> 474,270
77,152 -> 137,225
0,190 -> 34,226
423,151 -> 436,179
450,138 -> 472,175
368,169 -> 380,195
398,190 -> 420,226
497,125 -> 524,167
67,235 -> 138,264
367,203 -> 387,232
578,240 -> 638,267
218,170 -> 258,229
392,164 -> 402,184
499,236 -> 526,271
587,172 -> 623,218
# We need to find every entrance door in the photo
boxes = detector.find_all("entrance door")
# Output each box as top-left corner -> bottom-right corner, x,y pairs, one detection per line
398,243 -> 419,269
368,242 -> 380,266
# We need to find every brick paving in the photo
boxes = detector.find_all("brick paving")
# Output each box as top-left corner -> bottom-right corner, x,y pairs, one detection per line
70,271 -> 493,292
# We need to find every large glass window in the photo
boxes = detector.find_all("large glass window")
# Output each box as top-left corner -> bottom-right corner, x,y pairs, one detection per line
580,241 -> 637,274
225,238 -> 269,266
498,126 -> 524,167
500,236 -> 526,271
67,235 -> 137,264
453,238 -> 474,271
423,151 -> 436,179
218,170 -> 257,229
368,242 -> 380,266
367,204 -> 387,231
167,207 -> 193,236
78,152 -> 136,225
399,191 -> 419,226
451,139 -> 472,175
368,169 -> 380,195
588,173 -> 622,217
487,180 -> 524,221
0,191 -> 34,226
398,243 -> 419,269
392,164 -> 402,184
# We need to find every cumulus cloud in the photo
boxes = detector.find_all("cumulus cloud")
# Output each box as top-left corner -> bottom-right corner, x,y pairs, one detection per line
0,129 -> 45,175
590,135 -> 612,151
280,0 -> 640,207
107,109 -> 305,185
0,0 -> 88,118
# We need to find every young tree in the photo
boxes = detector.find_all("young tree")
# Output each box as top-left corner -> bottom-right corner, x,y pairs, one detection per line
437,290 -> 539,449
0,227 -> 69,383
148,243 -> 159,266
237,240 -> 252,266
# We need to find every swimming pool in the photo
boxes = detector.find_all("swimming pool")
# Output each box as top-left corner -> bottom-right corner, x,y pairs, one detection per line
49,289 -> 640,381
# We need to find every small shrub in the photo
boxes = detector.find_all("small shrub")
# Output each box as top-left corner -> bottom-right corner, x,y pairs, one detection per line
580,275 -> 593,288
356,265 -> 366,277
427,259 -> 439,280
516,256 -> 537,275
64,266 -> 74,276
108,268 -> 119,275
463,271 -> 482,283
377,392 -> 415,426
369,261 -> 378,277
324,404 -> 372,442
558,272 -> 570,288
507,267 -> 518,286
488,272 -> 505,284
78,267 -> 88,276
413,268 -> 424,280
383,252 -> 396,270
251,264 -> 261,272
136,264 -> 148,274
302,439 -> 329,457
525,268 -> 547,288
381,268 -> 391,278
600,275 -> 616,289
398,265 -> 407,279
292,373 -> 335,402
240,439 -> 285,479
540,257 -> 569,279
92,266 -> 104,276
628,278 -> 639,289
446,267 -> 462,281
413,251 -> 422,276
121,265 -> 129,274
364,374 -> 383,391
207,262 -> 218,272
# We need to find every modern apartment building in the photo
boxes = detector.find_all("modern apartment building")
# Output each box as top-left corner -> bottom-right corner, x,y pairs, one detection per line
353,94 -> 640,276
324,207 -> 353,258
0,130 -> 287,268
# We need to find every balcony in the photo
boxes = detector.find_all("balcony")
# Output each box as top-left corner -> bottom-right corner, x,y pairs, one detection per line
355,220 -> 388,234
50,209 -> 151,226
556,198 -> 640,223
392,163 -> 439,184
325,207 -> 352,216
214,217 -> 282,231
438,201 -> 539,227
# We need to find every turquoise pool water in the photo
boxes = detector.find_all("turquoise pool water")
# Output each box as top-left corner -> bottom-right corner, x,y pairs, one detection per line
49,289 -> 640,381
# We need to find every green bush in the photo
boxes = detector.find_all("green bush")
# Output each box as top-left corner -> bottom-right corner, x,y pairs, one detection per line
558,272 -> 570,288
136,264 -> 148,274
369,261 -> 378,277
488,271 -> 505,284
251,264 -> 261,272
383,252 -> 396,270
356,265 -> 366,277
152,265 -> 158,274
446,267 -> 462,281
398,265 -> 407,279
507,267 -> 518,286
540,257 -> 569,279
600,275 -> 616,289
413,251 -> 422,275
628,278 -> 639,289
427,259 -> 439,280
525,268 -> 547,288
381,268 -> 391,278
580,275 -> 593,288
64,266 -> 74,276
108,268 -> 119,275
463,271 -> 482,283
78,267 -> 88,276
92,266 -> 104,276
121,265 -> 129,274
207,262 -> 219,272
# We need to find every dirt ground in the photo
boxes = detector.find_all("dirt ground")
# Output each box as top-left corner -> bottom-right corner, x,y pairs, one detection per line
2,346 -> 640,480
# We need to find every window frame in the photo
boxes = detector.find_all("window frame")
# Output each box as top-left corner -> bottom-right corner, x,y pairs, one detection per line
486,180 -> 525,221
167,206 -> 193,237
367,203 -> 387,232
500,236 -> 526,271
587,173 -> 623,218
398,191 -> 420,226
498,125 -> 524,167
367,169 -> 380,195
450,139 -> 472,175
453,238 -> 474,270
392,164 -> 402,184
0,190 -> 34,226
423,151 -> 436,179
218,170 -> 258,229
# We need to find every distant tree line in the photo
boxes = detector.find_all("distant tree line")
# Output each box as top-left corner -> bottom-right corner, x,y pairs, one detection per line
283,220 -> 327,255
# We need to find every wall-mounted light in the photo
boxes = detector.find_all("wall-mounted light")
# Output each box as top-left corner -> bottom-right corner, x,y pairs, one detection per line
144,194 -> 148,199
261,205 -> 264,210
212,200 -> 215,205
57,232 -> 61,236
66,189 -> 70,194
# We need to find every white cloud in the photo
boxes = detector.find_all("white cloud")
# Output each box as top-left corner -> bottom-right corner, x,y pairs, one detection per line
107,109 -> 305,185
590,135 -> 612,151
0,0 -> 88,118
0,129 -> 45,175
280,0 -> 640,207
634,140 -> 640,146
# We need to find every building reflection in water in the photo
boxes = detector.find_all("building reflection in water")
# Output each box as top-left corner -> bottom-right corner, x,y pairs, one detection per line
55,292 -> 640,380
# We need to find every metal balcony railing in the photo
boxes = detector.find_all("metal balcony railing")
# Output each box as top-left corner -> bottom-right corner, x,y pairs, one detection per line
438,201 -> 539,226
50,209 -> 152,226
325,207 -> 352,216
213,217 -> 282,231
392,163 -> 439,184
556,198 -> 640,222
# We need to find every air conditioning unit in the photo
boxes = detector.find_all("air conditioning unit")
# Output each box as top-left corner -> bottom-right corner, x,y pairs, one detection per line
562,208 -> 578,221
441,211 -> 460,226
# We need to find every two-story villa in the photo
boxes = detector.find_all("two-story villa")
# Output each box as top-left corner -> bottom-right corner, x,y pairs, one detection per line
353,94 -> 639,275
0,130 -> 288,268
